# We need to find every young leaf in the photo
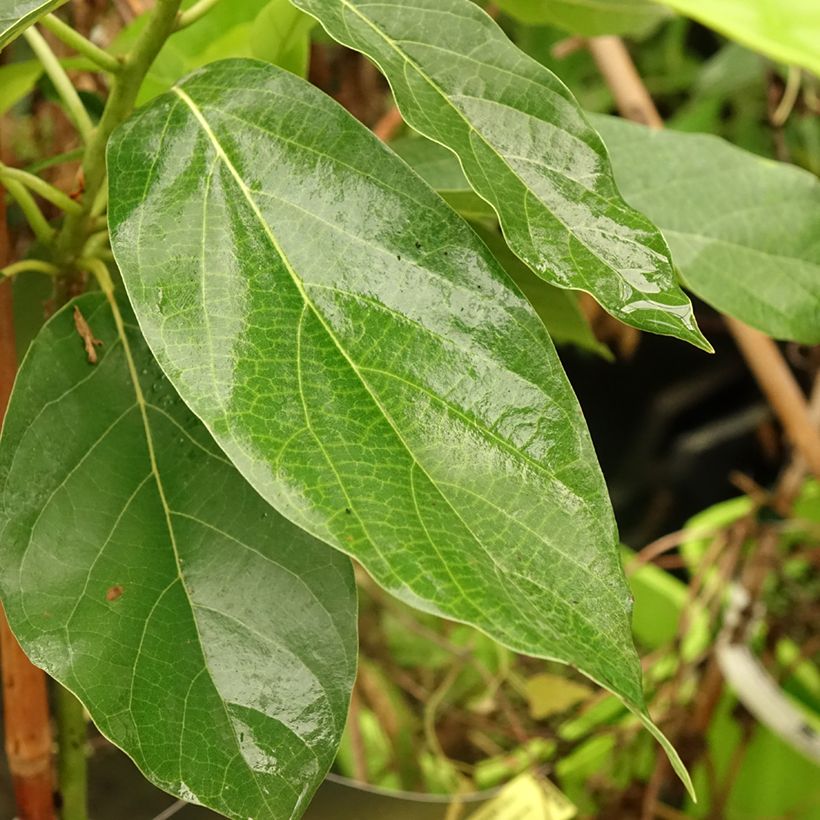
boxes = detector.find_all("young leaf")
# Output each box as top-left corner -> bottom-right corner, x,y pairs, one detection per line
250,0 -> 316,78
595,115 -> 820,345
292,0 -> 710,351
656,0 -> 820,77
0,60 -> 43,115
0,0 -> 65,48
112,0 -> 271,104
108,60 -> 691,792
495,0 -> 668,37
0,293 -> 357,820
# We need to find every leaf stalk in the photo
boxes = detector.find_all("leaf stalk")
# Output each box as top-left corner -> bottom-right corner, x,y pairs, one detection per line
23,26 -> 94,142
0,164 -> 83,215
39,13 -> 122,73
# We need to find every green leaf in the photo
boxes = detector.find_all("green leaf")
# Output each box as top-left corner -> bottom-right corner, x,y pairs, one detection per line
475,225 -> 613,359
108,60 -> 692,795
594,115 -> 820,345
0,292 -> 357,819
112,0 -> 271,104
251,0 -> 316,77
390,136 -> 610,357
0,60 -> 43,115
656,0 -> 820,77
390,134 -> 496,222
0,0 -> 66,48
495,0 -> 668,37
292,0 -> 710,351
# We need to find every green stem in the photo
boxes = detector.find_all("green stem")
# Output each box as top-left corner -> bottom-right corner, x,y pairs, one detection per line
175,0 -> 222,30
55,0 -> 185,265
1,260 -> 60,278
24,147 -> 84,175
55,684 -> 88,820
82,257 -> 114,293
39,13 -> 122,73
0,164 -> 83,215
23,26 -> 94,143
3,177 -> 55,244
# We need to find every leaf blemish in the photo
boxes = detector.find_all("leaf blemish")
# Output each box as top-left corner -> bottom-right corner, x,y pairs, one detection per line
106,585 -> 124,602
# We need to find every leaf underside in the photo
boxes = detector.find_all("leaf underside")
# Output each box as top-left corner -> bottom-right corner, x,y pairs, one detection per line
293,0 -> 709,350
0,293 -> 357,820
593,115 -> 820,345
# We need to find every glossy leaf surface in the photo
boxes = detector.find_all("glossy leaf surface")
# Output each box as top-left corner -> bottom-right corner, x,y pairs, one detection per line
0,293 -> 357,819
293,0 -> 709,350
495,0 -> 667,36
657,0 -> 820,77
108,58 -> 649,722
0,0 -> 65,48
390,135 -> 609,357
476,226 -> 612,359
594,115 -> 820,344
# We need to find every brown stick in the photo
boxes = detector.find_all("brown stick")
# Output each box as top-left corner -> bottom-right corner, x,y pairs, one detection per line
372,105 -> 403,142
0,193 -> 56,818
727,318 -> 820,477
588,36 -> 820,479
587,37 -> 663,128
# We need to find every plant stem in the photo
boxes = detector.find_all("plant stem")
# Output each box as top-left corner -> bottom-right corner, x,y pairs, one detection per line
55,0 -> 185,266
0,164 -> 83,215
0,188 -> 56,820
1,259 -> 61,278
39,13 -> 122,73
3,177 -> 55,244
23,26 -> 94,143
55,685 -> 88,820
175,0 -> 222,30
24,147 -> 84,175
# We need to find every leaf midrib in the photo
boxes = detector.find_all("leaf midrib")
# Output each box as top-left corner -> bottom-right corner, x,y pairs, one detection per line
108,296 -> 279,816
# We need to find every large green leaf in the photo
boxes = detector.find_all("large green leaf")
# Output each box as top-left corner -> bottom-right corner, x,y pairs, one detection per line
0,0 -> 65,48
495,0 -> 668,36
0,292 -> 357,819
594,115 -> 820,345
108,60 -> 691,792
292,0 -> 709,351
656,0 -> 820,77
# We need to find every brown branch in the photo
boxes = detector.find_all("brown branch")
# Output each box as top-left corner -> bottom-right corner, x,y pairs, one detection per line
372,105 -> 403,142
587,37 -> 663,128
588,36 -> 820,480
727,318 -> 820,478
0,192 -> 56,818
